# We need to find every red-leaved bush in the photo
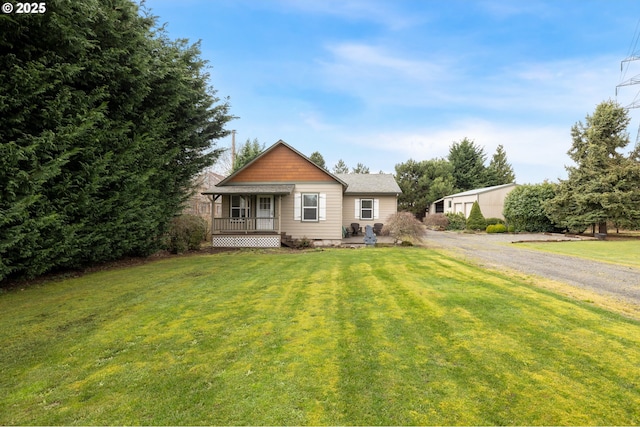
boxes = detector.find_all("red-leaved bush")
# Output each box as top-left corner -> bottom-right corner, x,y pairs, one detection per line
382,212 -> 425,244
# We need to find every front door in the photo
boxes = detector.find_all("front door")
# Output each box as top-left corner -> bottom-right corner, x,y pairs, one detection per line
257,195 -> 274,230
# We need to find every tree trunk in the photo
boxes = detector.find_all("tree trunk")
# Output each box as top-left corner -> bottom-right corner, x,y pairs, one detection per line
598,221 -> 607,235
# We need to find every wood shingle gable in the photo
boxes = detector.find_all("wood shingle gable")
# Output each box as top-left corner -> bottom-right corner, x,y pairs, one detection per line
219,140 -> 346,186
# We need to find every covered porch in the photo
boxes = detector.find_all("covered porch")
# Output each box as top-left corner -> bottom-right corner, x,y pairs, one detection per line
202,184 -> 294,248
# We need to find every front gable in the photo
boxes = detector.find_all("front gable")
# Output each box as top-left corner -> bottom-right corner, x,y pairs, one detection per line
223,140 -> 342,184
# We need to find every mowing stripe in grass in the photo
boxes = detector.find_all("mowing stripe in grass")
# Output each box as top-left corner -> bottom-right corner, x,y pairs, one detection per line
1,248 -> 640,425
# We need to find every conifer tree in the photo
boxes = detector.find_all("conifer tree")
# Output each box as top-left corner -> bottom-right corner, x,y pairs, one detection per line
0,0 -> 233,281
351,163 -> 370,174
448,138 -> 488,191
544,100 -> 640,234
232,139 -> 264,171
486,144 -> 516,186
466,201 -> 486,230
395,158 -> 455,219
332,159 -> 349,174
309,151 -> 326,169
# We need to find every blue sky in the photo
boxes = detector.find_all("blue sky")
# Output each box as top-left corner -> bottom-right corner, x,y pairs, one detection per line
147,0 -> 640,184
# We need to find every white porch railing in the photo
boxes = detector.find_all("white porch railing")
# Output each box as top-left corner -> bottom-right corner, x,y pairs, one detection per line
212,217 -> 280,233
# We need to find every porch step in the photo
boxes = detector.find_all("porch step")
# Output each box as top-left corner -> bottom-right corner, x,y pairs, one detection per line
280,232 -> 295,248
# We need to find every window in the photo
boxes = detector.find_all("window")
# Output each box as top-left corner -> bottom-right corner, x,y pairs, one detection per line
294,193 -> 326,221
302,193 -> 318,221
355,198 -> 378,220
231,195 -> 250,218
259,197 -> 270,212
360,199 -> 373,219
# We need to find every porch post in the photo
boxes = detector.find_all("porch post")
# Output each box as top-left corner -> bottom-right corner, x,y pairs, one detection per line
278,195 -> 282,234
208,194 -> 215,241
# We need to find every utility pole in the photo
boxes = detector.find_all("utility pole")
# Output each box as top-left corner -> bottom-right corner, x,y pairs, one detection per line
231,130 -> 237,168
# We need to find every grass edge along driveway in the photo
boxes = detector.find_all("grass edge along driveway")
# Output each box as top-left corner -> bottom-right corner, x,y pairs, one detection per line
1,247 -> 639,425
518,239 -> 640,269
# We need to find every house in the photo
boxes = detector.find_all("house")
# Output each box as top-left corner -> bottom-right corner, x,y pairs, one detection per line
202,140 -> 402,247
183,171 -> 224,233
335,173 -> 402,231
428,183 -> 517,219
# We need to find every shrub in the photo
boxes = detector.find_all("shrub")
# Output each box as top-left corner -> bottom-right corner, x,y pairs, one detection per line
486,224 -> 507,233
485,217 -> 505,226
445,212 -> 466,230
294,236 -> 314,249
466,201 -> 486,231
382,212 -> 425,244
423,213 -> 448,230
165,214 -> 208,254
504,183 -> 558,232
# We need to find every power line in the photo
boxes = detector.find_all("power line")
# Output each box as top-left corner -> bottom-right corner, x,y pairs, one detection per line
616,19 -> 640,148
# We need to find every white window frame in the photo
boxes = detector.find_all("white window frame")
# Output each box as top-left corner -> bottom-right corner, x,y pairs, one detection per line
360,198 -> 374,220
355,198 -> 379,220
301,193 -> 319,222
294,193 -> 326,221
230,195 -> 250,219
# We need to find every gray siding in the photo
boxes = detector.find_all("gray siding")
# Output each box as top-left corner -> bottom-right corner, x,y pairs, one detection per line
478,187 -> 514,218
281,183 -> 344,240
342,195 -> 397,227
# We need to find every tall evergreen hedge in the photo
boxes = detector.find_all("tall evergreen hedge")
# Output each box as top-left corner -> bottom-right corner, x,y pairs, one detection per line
0,1 -> 233,282
503,183 -> 557,232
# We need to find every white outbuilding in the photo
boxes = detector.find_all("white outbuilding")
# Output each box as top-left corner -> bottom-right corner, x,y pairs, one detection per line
428,183 -> 518,219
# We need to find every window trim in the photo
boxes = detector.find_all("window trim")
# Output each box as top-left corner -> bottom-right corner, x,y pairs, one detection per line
230,195 -> 250,219
360,198 -> 374,220
301,193 -> 319,222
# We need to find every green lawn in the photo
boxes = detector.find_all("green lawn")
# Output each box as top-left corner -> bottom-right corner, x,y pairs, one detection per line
519,240 -> 640,269
1,247 -> 639,425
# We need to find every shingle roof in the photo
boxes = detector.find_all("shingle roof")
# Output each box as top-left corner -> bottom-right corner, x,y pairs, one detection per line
335,174 -> 402,195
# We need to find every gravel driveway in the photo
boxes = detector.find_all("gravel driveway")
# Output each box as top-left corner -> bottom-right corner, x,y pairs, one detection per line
425,230 -> 640,306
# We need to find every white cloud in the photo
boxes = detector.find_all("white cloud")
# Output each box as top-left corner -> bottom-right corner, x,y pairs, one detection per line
318,42 -> 458,107
319,41 -> 621,117
338,118 -> 572,182
346,119 -> 565,162
497,57 -> 621,112
324,43 -> 441,77
299,111 -> 335,132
